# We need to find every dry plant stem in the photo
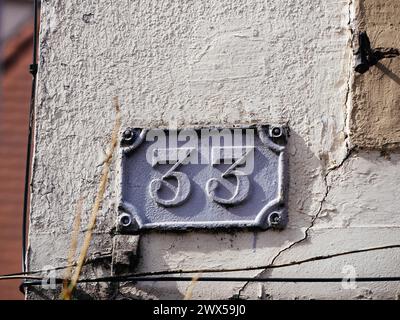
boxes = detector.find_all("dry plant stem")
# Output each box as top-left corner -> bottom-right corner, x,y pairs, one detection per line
67,98 -> 121,297
60,198 -> 83,300
183,273 -> 201,300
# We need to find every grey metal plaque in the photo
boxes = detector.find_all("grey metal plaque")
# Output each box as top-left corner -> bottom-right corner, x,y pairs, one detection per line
117,125 -> 288,232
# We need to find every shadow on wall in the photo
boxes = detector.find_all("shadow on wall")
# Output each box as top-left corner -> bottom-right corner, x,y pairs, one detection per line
376,62 -> 400,86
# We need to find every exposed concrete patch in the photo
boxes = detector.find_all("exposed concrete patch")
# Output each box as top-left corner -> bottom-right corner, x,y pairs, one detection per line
350,0 -> 400,149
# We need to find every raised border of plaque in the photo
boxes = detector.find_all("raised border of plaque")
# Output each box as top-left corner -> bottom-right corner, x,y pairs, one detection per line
117,125 -> 289,232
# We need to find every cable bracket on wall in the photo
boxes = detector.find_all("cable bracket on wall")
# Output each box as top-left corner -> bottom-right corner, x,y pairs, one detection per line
354,31 -> 400,74
29,63 -> 38,76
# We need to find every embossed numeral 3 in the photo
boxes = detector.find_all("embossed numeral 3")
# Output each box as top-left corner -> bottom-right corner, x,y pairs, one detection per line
206,147 -> 253,205
149,148 -> 193,207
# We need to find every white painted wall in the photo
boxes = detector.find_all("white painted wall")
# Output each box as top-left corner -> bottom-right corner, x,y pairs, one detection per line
28,0 -> 400,299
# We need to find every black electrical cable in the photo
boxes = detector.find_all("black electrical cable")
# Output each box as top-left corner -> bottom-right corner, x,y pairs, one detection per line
3,243 -> 400,280
70,275 -> 400,283
21,0 -> 39,287
16,275 -> 400,290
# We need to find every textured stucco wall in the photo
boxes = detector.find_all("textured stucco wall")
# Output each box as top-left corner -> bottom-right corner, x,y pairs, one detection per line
28,0 -> 400,299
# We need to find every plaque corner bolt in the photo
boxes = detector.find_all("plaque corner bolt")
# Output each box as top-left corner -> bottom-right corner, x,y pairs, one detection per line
268,125 -> 289,141
121,127 -> 141,144
269,126 -> 284,138
117,212 -> 138,233
268,211 -> 284,229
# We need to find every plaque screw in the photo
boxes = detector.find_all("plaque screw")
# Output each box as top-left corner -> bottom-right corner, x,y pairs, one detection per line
268,211 -> 281,226
122,128 -> 134,142
122,128 -> 141,144
119,213 -> 132,228
270,126 -> 283,138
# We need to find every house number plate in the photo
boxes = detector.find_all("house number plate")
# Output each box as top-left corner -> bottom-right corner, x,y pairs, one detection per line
117,125 -> 288,232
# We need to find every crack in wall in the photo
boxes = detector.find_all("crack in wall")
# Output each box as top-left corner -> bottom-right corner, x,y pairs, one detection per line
234,166 -> 331,298
233,145 -> 355,298
344,0 -> 354,143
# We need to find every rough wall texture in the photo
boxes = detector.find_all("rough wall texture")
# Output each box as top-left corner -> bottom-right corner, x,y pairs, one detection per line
27,0 -> 400,299
350,0 -> 400,149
